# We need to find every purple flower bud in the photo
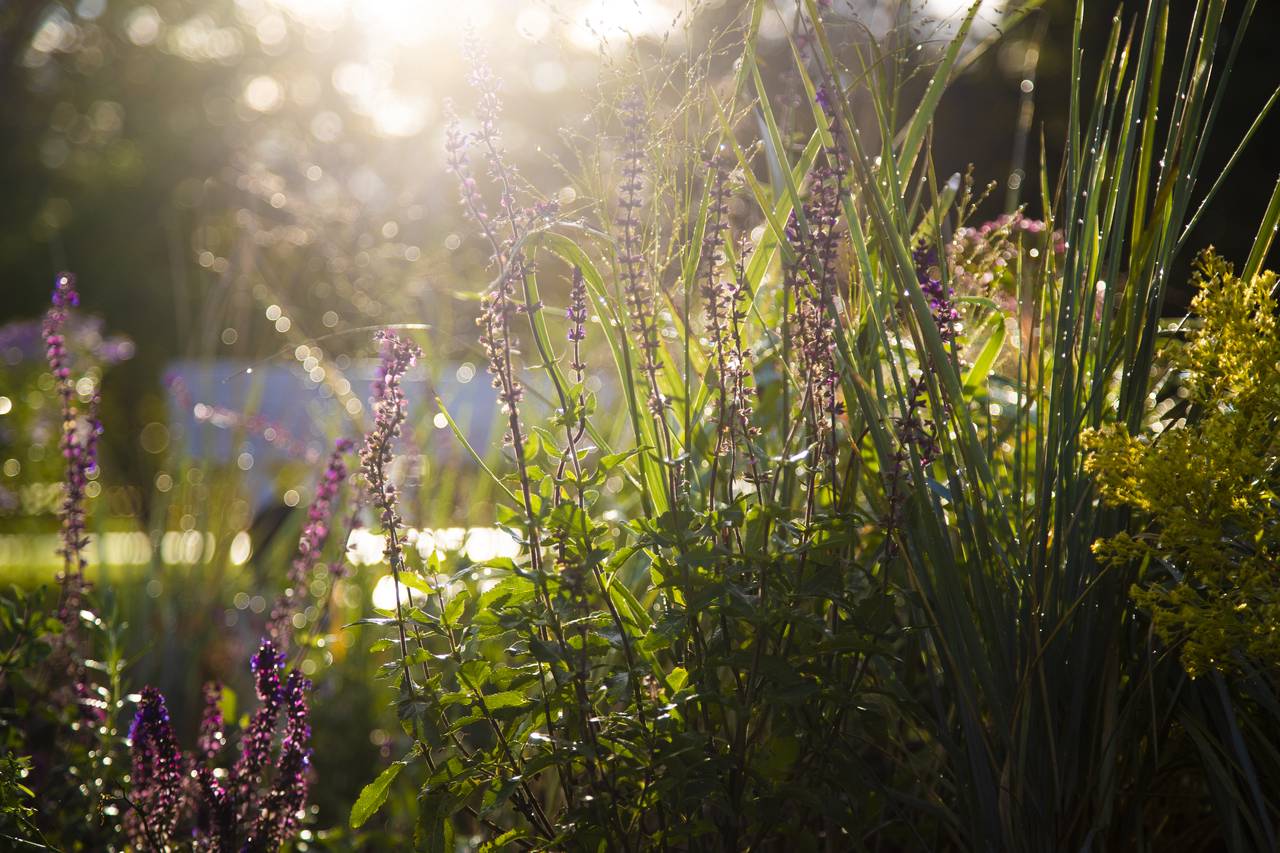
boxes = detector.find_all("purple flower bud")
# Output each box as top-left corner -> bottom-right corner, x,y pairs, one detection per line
196,682 -> 226,766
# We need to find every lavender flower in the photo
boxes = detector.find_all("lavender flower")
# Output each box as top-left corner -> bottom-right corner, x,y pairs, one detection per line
234,641 -> 286,789
479,288 -> 525,430
913,241 -> 960,342
361,332 -> 420,541
194,765 -> 234,852
616,92 -> 666,419
43,273 -> 102,622
268,438 -> 353,645
130,643 -> 313,851
199,645 -> 304,850
196,682 -> 226,766
700,159 -> 735,453
359,332 -> 425,696
814,85 -> 836,119
784,152 -> 846,473
726,239 -> 762,449
878,245 -> 958,554
567,267 -> 588,349
552,267 -> 592,519
466,31 -> 523,230
445,100 -> 491,231
551,266 -> 593,588
127,687 -> 185,848
250,671 -> 312,850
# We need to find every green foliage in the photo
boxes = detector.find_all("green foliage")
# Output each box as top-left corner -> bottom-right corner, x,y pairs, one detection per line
346,0 -> 1280,847
350,761 -> 404,829
1087,250 -> 1280,678
0,753 -> 40,845
0,584 -> 131,849
3,0 -> 1280,850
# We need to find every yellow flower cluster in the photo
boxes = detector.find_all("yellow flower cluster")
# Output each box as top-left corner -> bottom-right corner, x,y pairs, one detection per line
1085,250 -> 1280,678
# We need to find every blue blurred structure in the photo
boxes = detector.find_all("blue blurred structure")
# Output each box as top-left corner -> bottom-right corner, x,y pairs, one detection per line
163,358 -> 506,513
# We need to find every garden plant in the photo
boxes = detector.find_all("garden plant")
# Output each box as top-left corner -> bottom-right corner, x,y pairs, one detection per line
2,0 -> 1279,850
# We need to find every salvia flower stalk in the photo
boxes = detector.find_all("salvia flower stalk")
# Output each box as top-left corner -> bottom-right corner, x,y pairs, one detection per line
126,687 -> 185,849
913,241 -> 960,344
617,92 -> 669,425
249,670 -> 312,850
359,331 -> 424,691
42,273 -> 102,625
128,640 -> 312,851
268,437 -> 353,646
785,154 -> 844,481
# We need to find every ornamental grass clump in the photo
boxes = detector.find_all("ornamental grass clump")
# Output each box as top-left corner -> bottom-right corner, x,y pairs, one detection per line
341,1 -> 1280,849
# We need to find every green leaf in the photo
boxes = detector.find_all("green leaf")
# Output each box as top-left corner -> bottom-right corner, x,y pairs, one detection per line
477,576 -> 536,610
1243,174 -> 1280,281
963,312 -> 1007,392
481,690 -> 529,711
350,761 -> 405,829
443,593 -> 467,627
607,575 -> 652,630
415,787 -> 455,853
399,571 -> 436,597
894,0 -> 984,176
478,830 -> 528,852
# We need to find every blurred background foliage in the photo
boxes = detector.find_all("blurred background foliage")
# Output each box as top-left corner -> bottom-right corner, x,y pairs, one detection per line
0,0 -> 1275,498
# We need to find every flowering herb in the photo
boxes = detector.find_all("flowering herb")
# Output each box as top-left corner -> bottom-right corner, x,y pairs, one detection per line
129,640 -> 312,850
42,273 -> 102,624
268,437 -> 353,645
250,670 -> 312,850
913,241 -> 960,343
359,331 -> 427,697
126,687 -> 184,849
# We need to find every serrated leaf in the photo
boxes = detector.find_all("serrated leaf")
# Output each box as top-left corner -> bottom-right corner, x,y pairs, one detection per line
350,761 -> 404,829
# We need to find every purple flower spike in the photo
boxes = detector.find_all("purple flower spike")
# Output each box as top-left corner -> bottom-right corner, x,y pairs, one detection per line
42,273 -> 101,628
913,241 -> 960,343
566,267 -> 588,346
251,671 -> 312,850
196,682 -> 226,766
236,640 -> 286,787
127,687 -> 185,848
362,331 -> 421,540
269,438 -> 354,645
130,644 -> 313,851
